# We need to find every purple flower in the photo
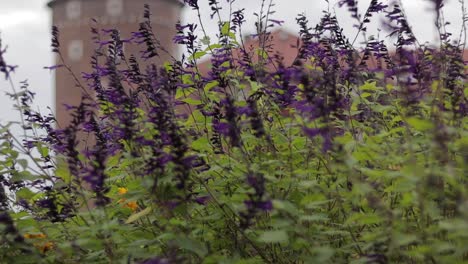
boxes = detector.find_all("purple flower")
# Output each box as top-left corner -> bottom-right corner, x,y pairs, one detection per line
232,9 -> 246,30
338,0 -> 359,20
0,39 -> 18,80
194,195 -> 210,205
245,200 -> 273,211
213,122 -> 230,136
43,64 -> 64,71
51,25 -> 60,53
302,127 -> 321,138
0,212 -> 25,243
247,98 -> 265,138
269,19 -> 285,26
139,257 -> 170,264
173,22 -> 198,55
240,172 -> 271,229
183,0 -> 198,10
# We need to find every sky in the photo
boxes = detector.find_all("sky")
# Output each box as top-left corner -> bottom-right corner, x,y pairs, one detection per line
0,0 -> 465,124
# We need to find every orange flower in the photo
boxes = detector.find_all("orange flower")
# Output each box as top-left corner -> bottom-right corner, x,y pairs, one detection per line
35,241 -> 54,254
116,187 -> 137,211
24,233 -> 46,239
124,201 -> 138,212
117,187 -> 128,195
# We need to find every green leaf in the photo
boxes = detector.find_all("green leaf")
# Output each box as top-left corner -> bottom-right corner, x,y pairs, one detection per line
36,142 -> 49,157
16,188 -> 35,201
272,200 -> 299,216
256,49 -> 268,59
17,159 -> 28,169
31,192 -> 45,202
106,153 -> 121,168
164,62 -> 173,72
248,80 -> 261,93
200,36 -> 211,45
208,44 -> 223,50
221,22 -> 230,36
190,51 -> 207,60
346,213 -> 382,225
11,171 -> 36,182
191,137 -> 210,152
392,232 -> 418,246
182,97 -> 202,105
176,87 -> 195,99
360,81 -> 377,91
361,92 -> 372,98
174,236 -> 208,258
56,159 -> 71,183
258,230 -> 288,243
406,117 -> 433,131
204,81 -> 219,92
125,207 -> 152,224
299,214 -> 328,222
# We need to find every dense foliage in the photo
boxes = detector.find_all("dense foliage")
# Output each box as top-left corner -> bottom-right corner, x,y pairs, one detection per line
0,0 -> 467,263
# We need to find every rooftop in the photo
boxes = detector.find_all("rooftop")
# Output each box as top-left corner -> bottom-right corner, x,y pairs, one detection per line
47,0 -> 184,8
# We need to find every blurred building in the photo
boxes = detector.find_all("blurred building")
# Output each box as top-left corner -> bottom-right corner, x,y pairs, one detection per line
47,0 -> 182,127
196,29 -> 299,76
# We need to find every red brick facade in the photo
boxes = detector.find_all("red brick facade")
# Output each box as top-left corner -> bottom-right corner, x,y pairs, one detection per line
48,0 -> 182,127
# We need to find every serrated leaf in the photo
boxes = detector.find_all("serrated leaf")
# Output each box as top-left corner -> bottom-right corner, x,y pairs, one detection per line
273,200 -> 299,215
406,117 -> 433,131
174,236 -> 208,257
56,160 -> 71,183
221,22 -> 230,36
16,188 -> 35,201
299,214 -> 328,222
17,159 -> 28,169
258,230 -> 288,243
191,137 -> 210,152
182,97 -> 202,105
11,171 -> 35,182
176,87 -> 195,99
190,51 -> 206,60
361,92 -> 372,98
204,81 -> 219,92
360,81 -> 377,91
200,36 -> 211,45
36,143 -> 49,158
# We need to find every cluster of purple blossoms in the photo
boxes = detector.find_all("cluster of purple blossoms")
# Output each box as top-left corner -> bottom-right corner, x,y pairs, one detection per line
0,39 -> 18,80
0,1 -> 465,261
240,172 -> 272,229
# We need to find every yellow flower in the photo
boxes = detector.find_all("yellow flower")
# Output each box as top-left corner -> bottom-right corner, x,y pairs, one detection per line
388,165 -> 402,171
24,233 -> 46,239
117,187 -> 128,195
124,201 -> 138,212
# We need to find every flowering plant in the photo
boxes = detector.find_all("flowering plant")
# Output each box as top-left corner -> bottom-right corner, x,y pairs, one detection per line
0,0 -> 467,263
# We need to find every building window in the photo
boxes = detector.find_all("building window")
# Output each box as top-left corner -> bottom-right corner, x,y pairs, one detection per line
66,1 -> 81,20
68,40 -> 83,62
106,0 -> 123,17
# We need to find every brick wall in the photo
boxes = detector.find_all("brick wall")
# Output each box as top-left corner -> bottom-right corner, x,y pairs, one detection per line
49,0 -> 182,127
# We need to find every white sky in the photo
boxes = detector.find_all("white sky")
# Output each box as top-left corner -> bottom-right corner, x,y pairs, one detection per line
0,0 -> 465,124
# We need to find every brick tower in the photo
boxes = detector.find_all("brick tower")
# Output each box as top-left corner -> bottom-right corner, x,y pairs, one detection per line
47,0 -> 182,127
